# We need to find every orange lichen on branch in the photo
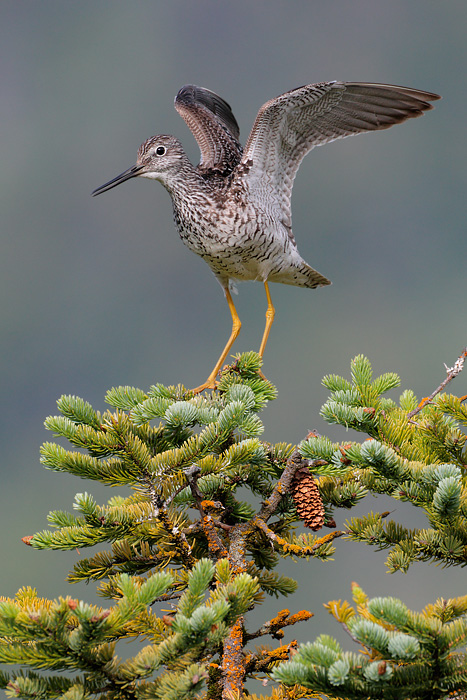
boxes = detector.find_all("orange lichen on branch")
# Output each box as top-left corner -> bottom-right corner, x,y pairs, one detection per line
281,530 -> 343,556
269,609 -> 290,626
201,499 -> 224,513
254,516 -> 343,556
201,515 -> 228,558
226,522 -> 250,574
275,539 -> 314,557
312,531 -> 344,547
247,608 -> 313,646
222,616 -> 245,697
284,610 -> 314,625
417,397 -> 432,410
245,640 -> 299,674
268,609 -> 313,630
266,641 -> 298,662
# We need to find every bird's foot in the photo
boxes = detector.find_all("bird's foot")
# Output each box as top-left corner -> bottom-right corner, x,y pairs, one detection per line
190,361 -> 271,395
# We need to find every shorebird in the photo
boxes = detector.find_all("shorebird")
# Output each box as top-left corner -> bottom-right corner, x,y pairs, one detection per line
92,82 -> 440,392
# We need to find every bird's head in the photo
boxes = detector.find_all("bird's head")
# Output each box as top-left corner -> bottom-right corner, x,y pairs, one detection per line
92,135 -> 188,196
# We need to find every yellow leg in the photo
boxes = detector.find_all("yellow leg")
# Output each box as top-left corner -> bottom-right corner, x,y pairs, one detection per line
258,281 -> 275,357
192,288 -> 242,393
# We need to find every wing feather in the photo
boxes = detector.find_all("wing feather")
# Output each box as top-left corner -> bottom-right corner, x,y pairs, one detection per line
241,82 -> 440,227
175,85 -> 243,174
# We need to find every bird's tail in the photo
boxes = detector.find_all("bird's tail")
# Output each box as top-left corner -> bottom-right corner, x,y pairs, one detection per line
269,262 -> 331,289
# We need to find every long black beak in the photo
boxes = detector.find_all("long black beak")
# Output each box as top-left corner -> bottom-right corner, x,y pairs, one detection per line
91,164 -> 144,196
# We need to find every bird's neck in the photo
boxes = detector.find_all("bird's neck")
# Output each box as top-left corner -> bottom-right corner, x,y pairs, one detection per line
158,157 -> 202,198
162,160 -> 223,216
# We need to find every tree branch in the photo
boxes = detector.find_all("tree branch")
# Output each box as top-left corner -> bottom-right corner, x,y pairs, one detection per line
259,449 -> 326,522
407,346 -> 467,421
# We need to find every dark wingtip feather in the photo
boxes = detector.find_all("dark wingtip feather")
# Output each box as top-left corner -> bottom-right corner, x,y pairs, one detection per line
176,85 -> 240,139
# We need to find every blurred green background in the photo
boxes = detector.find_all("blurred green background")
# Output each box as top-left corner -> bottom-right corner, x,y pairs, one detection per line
1,0 -> 466,685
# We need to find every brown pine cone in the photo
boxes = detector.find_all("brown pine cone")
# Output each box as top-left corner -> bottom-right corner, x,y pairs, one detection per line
291,466 -> 325,531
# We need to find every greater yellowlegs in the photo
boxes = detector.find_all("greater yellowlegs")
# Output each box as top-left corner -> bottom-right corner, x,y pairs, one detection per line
92,82 -> 440,391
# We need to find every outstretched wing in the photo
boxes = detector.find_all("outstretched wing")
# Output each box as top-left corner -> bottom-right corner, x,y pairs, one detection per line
175,84 -> 243,175
241,82 -> 440,227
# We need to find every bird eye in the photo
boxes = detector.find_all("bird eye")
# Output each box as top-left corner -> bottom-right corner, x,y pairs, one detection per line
155,146 -> 166,156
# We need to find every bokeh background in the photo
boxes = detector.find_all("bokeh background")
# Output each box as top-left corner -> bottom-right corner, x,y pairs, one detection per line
1,0 -> 466,691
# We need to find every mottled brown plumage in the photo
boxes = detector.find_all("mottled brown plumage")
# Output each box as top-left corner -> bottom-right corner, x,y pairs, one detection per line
92,82 -> 440,391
